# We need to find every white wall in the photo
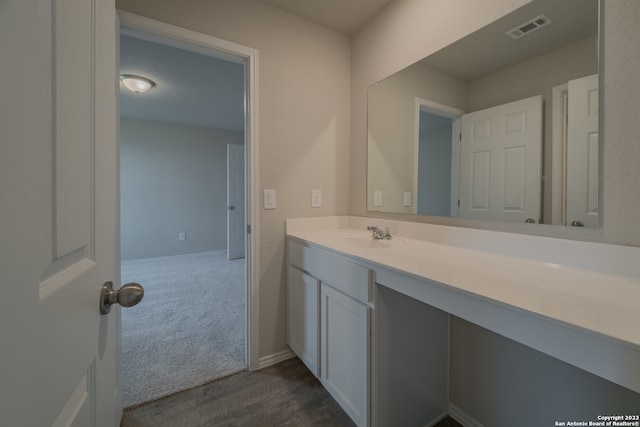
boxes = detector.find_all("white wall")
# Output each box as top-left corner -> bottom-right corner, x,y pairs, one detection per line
367,62 -> 466,213
120,118 -> 242,260
116,0 -> 352,359
601,0 -> 640,244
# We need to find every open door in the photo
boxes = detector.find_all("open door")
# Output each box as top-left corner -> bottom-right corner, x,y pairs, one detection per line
227,144 -> 246,260
459,95 -> 542,223
0,1 -> 126,425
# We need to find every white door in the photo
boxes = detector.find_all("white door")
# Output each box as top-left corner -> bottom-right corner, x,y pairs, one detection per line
227,144 -> 245,259
0,1 -> 123,426
566,74 -> 599,228
459,95 -> 542,223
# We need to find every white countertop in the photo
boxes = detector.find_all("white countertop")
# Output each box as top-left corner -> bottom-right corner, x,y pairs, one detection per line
286,216 -> 640,350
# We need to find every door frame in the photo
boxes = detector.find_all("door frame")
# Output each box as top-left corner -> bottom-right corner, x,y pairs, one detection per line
551,82 -> 569,225
118,11 -> 260,370
414,98 -> 464,216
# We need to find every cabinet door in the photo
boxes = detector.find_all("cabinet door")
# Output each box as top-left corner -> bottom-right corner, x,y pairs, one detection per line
321,283 -> 369,427
288,267 -> 320,376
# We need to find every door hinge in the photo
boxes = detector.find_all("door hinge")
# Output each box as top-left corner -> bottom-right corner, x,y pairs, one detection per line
247,225 -> 251,234
457,199 -> 460,207
459,132 -> 462,141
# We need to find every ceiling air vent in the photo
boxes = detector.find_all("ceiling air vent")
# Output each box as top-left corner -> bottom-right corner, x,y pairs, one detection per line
506,14 -> 552,40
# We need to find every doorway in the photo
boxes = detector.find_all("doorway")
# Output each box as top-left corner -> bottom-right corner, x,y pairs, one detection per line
118,12 -> 259,407
414,98 -> 464,217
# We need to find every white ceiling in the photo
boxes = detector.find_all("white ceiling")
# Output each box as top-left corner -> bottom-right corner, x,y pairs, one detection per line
258,0 -> 394,35
119,35 -> 245,131
420,0 -> 598,82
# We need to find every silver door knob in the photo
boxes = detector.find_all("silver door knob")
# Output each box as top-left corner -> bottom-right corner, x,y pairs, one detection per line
570,220 -> 584,227
100,281 -> 144,314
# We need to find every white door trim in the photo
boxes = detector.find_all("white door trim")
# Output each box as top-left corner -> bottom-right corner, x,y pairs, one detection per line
117,10 -> 260,370
551,82 -> 569,225
414,98 -> 465,216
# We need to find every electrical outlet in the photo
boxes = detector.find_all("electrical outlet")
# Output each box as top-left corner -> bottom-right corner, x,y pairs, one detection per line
179,232 -> 186,241
311,189 -> 322,208
264,189 -> 276,209
374,191 -> 382,207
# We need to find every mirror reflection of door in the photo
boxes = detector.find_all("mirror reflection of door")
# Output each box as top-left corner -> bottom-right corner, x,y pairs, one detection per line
458,95 -> 543,223
566,74 -> 598,228
416,96 -> 543,224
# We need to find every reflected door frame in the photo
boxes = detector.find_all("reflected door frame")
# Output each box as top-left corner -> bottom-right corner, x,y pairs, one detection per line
551,83 -> 569,225
551,74 -> 599,228
414,98 -> 464,216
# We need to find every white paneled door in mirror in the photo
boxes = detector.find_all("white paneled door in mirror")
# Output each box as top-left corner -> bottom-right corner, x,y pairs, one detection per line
0,0 -> 121,426
459,96 -> 543,223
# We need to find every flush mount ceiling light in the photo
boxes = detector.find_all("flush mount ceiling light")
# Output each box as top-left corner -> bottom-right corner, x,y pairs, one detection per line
120,74 -> 156,93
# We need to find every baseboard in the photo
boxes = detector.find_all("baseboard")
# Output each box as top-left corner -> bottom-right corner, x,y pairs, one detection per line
425,412 -> 450,427
122,250 -> 227,264
449,403 -> 484,427
257,348 -> 296,369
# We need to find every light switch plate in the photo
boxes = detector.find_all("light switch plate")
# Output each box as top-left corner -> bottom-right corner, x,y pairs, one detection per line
374,191 -> 382,207
311,189 -> 322,208
264,189 -> 276,209
403,192 -> 412,207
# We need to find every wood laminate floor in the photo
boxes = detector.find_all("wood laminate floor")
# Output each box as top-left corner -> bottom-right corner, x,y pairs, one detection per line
121,357 -> 463,427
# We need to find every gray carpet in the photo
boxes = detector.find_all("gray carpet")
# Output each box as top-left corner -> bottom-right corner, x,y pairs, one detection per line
121,251 -> 246,408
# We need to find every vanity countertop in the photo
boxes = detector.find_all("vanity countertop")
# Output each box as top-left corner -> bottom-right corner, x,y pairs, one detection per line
286,216 -> 640,350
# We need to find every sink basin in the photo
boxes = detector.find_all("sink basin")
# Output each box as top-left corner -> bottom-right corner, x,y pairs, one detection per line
338,236 -> 391,249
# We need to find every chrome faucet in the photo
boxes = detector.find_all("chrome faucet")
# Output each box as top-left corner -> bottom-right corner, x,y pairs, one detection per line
367,226 -> 392,240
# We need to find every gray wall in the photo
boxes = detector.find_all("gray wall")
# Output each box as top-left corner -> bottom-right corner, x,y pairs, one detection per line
450,317 -> 640,425
120,117 -> 243,260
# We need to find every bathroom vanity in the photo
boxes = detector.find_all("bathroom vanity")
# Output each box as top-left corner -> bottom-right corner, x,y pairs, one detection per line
286,216 -> 640,426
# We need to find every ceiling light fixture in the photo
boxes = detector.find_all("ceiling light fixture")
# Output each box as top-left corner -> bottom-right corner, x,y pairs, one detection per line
120,74 -> 156,93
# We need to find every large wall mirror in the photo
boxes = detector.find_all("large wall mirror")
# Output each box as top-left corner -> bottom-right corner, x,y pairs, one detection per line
367,0 -> 599,228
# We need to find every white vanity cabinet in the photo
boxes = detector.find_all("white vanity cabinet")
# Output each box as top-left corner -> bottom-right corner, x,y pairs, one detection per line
287,239 -> 371,427
287,267 -> 320,376
320,282 -> 368,426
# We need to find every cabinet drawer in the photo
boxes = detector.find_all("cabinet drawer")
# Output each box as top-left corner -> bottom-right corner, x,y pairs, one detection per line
288,240 -> 370,303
